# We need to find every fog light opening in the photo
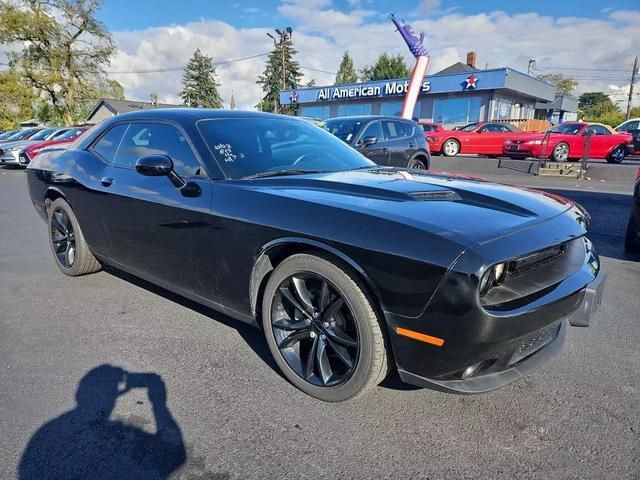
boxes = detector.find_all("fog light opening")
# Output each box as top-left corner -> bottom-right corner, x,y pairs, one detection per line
461,361 -> 482,379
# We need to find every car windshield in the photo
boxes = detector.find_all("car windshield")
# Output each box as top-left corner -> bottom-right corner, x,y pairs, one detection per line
549,123 -> 583,135
56,128 -> 85,140
322,118 -> 366,143
6,129 -> 37,140
459,123 -> 480,132
198,117 -> 374,179
28,128 -> 57,141
0,130 -> 17,140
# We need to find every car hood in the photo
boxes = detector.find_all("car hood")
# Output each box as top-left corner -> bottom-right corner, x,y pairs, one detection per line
243,168 -> 576,246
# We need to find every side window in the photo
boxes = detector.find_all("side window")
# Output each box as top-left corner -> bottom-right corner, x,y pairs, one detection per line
360,121 -> 383,141
115,123 -> 204,176
619,120 -> 639,131
421,124 -> 433,132
91,124 -> 128,162
381,121 -> 398,139
394,121 -> 412,138
588,125 -> 610,136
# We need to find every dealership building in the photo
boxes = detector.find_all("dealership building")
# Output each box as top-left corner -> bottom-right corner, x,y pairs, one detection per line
279,52 -> 577,127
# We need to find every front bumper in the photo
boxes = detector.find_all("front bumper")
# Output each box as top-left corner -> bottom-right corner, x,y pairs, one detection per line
396,268 -> 606,394
0,150 -> 20,165
503,143 -> 538,157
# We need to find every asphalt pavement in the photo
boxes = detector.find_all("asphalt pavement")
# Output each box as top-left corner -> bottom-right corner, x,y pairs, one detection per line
1,164 -> 639,479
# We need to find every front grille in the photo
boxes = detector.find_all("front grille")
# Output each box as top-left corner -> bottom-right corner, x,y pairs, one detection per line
509,323 -> 559,365
508,243 -> 567,276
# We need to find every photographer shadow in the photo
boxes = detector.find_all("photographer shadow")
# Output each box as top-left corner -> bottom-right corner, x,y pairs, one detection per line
19,364 -> 186,480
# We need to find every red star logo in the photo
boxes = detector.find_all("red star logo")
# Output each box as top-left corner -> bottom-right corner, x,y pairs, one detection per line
465,74 -> 478,89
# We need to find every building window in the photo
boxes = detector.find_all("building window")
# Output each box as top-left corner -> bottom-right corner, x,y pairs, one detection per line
433,97 -> 481,126
298,104 -> 330,119
337,103 -> 372,117
380,100 -> 421,118
491,97 -> 535,120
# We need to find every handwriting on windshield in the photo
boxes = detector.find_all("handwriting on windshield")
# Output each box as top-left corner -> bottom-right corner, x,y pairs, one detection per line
214,143 -> 238,162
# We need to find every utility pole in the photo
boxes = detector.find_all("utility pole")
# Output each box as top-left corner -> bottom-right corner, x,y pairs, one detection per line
267,27 -> 293,114
626,55 -> 638,120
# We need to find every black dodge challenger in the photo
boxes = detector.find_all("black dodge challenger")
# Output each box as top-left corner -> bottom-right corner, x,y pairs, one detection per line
26,109 -> 606,402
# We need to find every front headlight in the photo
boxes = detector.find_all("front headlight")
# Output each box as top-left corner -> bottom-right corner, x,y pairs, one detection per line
504,139 -> 513,144
479,262 -> 507,295
527,140 -> 543,145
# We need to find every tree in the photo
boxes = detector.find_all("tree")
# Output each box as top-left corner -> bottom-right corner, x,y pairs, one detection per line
257,32 -> 301,114
578,91 -> 624,126
0,0 -> 117,125
629,106 -> 640,118
179,49 -> 223,108
34,77 -> 124,125
0,70 -> 35,130
335,51 -> 358,85
537,73 -> 578,94
360,53 -> 410,81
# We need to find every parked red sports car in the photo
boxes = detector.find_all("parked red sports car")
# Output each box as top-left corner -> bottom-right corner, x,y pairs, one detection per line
503,122 -> 633,164
436,122 -> 521,157
21,126 -> 89,165
417,121 -> 446,154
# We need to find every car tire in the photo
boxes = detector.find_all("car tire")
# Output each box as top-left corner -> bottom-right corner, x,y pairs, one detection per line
606,145 -> 625,164
261,253 -> 390,402
408,156 -> 428,170
442,139 -> 460,157
47,198 -> 102,276
624,214 -> 640,251
551,142 -> 569,162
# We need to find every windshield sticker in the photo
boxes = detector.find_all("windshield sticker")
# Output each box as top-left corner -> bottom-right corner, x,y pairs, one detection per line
214,143 -> 239,162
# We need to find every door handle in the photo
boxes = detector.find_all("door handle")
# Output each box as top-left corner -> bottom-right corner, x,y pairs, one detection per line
100,177 -> 114,187
381,148 -> 388,153
408,143 -> 415,148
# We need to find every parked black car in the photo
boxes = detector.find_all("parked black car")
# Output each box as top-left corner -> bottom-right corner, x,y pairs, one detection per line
322,115 -> 430,169
27,109 -> 605,402
625,171 -> 640,251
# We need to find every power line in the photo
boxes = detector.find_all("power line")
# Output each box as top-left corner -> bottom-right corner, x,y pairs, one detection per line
537,66 -> 629,72
0,52 -> 270,75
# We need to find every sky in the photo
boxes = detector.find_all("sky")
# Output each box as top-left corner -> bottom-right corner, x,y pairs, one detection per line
22,0 -> 640,110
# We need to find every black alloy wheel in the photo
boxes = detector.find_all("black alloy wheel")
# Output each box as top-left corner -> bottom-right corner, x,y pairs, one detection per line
262,253 -> 389,401
270,273 -> 359,387
47,198 -> 102,276
50,207 -> 76,268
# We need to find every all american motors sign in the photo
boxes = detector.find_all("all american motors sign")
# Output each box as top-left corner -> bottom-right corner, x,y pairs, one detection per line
316,80 -> 432,101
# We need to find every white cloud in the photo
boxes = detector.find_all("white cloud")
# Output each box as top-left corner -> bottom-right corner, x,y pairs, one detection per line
99,3 -> 640,110
417,0 -> 441,16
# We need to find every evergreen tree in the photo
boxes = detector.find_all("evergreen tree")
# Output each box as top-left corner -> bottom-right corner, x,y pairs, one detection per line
180,49 -> 223,108
257,32 -> 301,114
335,52 -> 358,85
360,53 -> 410,81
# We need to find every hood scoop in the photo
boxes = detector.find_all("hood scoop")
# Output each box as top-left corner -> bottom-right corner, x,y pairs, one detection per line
410,190 -> 460,201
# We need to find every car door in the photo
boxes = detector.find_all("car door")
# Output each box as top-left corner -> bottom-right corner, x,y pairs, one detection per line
355,120 -> 389,165
89,121 -> 214,295
584,125 -> 611,158
380,120 -> 413,167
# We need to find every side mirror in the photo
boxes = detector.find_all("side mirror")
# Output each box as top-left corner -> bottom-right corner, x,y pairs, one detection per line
476,129 -> 485,134
135,154 -> 173,176
360,136 -> 378,146
135,154 -> 186,188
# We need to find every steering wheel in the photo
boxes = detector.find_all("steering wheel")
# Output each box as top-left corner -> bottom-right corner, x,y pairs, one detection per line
292,152 -> 321,167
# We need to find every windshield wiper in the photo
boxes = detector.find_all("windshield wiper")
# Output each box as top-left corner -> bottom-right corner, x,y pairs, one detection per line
242,169 -> 324,180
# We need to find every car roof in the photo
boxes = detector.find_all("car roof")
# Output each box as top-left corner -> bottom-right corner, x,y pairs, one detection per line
586,122 -> 615,133
325,115 -> 413,122
111,108 -> 298,123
